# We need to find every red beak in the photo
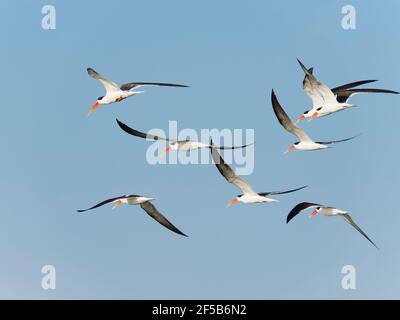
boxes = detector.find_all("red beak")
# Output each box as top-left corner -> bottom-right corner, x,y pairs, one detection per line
309,209 -> 318,218
164,146 -> 172,154
226,198 -> 238,207
309,112 -> 318,121
284,145 -> 296,154
296,114 -> 306,123
112,199 -> 122,210
88,101 -> 100,115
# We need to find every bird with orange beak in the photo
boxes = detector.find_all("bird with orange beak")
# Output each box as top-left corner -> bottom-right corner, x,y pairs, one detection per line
77,194 -> 187,237
86,67 -> 189,115
294,59 -> 399,124
286,202 -> 378,248
116,119 -> 253,153
210,139 -> 307,207
271,90 -> 358,153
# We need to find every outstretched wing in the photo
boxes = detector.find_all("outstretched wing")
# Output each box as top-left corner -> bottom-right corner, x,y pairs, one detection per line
297,59 -> 338,106
334,88 -> 399,103
286,202 -> 322,224
316,134 -> 359,145
210,141 -> 256,195
116,119 -> 173,142
120,82 -> 189,91
77,195 -> 128,212
140,201 -> 187,237
215,142 -> 255,150
271,90 -> 312,142
258,185 -> 308,197
331,80 -> 378,92
340,213 -> 378,249
87,67 -> 120,93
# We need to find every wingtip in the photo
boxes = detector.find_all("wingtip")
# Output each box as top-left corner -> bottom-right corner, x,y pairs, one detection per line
296,58 -> 309,74
271,89 -> 277,101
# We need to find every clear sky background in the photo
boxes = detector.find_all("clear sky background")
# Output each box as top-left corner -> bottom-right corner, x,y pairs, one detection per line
1,0 -> 400,299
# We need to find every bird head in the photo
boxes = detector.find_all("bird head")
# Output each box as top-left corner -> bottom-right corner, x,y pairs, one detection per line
295,109 -> 312,124
88,96 -> 104,115
284,142 -> 299,154
308,107 -> 322,122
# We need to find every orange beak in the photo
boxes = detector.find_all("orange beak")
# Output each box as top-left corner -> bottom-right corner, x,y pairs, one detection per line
88,101 -> 100,116
112,199 -> 122,210
164,146 -> 172,154
296,114 -> 306,124
308,209 -> 318,218
309,112 -> 318,122
284,145 -> 296,154
226,198 -> 238,207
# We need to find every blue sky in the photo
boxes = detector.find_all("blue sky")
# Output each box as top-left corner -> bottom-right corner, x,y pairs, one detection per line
1,0 -> 400,299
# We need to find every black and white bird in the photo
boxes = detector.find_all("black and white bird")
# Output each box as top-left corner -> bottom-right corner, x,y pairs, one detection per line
77,194 -> 187,237
87,68 -> 189,115
116,119 -> 253,153
210,140 -> 307,206
295,59 -> 399,123
286,202 -> 378,248
271,90 -> 358,153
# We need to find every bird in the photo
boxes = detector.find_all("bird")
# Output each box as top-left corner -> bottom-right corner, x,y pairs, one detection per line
86,67 -> 189,115
210,140 -> 307,206
295,59 -> 399,123
286,202 -> 378,248
116,119 -> 254,153
271,89 -> 358,153
77,194 -> 187,237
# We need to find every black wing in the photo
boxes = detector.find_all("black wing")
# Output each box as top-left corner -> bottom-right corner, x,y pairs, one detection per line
140,201 -> 187,237
258,185 -> 308,197
116,119 -> 172,141
77,195 -> 128,212
216,142 -> 255,150
120,82 -> 189,91
334,88 -> 399,103
317,135 -> 359,145
287,202 -> 322,224
331,80 -> 378,92
340,213 -> 378,249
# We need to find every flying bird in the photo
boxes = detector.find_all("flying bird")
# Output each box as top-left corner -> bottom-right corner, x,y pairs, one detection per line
77,194 -> 187,237
116,119 -> 253,153
271,90 -> 358,153
86,67 -> 189,115
286,202 -> 378,248
295,59 -> 399,123
210,140 -> 307,206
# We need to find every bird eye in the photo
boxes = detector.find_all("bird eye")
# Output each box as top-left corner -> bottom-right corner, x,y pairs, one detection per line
294,142 -> 299,145
316,207 -> 321,210
303,110 -> 309,114
317,107 -> 322,111
97,96 -> 104,100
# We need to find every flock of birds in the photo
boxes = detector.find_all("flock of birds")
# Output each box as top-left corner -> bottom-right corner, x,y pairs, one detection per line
77,59 -> 399,248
